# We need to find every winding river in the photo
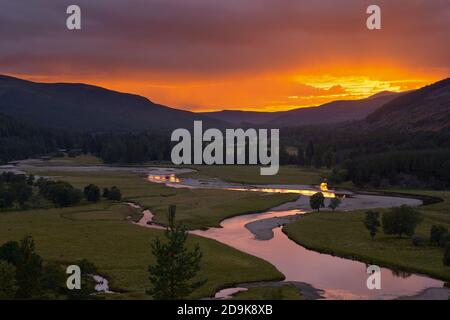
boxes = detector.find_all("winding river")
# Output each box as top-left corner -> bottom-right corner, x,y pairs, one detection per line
3,162 -> 448,300
143,170 -> 449,300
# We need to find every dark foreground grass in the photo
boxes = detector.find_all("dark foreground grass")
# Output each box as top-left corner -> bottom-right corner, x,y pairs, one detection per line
0,202 -> 283,299
232,285 -> 304,300
283,190 -> 450,281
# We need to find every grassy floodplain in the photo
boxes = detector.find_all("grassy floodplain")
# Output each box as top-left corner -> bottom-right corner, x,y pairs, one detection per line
283,190 -> 450,281
31,170 -> 298,230
2,158 -> 330,299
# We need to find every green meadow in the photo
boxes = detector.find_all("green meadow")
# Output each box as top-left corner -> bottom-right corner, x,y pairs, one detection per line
29,169 -> 298,230
284,190 -> 450,281
0,201 -> 284,299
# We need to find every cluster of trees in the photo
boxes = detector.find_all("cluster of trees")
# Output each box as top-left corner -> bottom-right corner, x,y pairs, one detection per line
37,179 -> 123,207
102,186 -> 122,201
84,184 -> 122,202
0,172 -> 34,209
0,236 -> 98,299
0,172 -> 123,210
363,206 -> 449,266
309,192 -> 341,212
364,206 -> 423,240
37,179 -> 83,207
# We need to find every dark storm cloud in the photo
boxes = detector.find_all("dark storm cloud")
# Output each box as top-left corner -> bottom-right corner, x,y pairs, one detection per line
0,0 -> 448,78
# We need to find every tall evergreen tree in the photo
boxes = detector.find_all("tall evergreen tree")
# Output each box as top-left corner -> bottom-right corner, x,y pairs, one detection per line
364,211 -> 381,240
147,205 -> 206,299
15,235 -> 43,299
0,261 -> 17,299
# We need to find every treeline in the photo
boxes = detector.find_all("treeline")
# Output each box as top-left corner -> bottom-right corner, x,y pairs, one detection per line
0,113 -> 172,165
3,110 -> 450,189
280,125 -> 450,188
331,149 -> 450,188
0,114 -> 80,163
81,132 -> 171,164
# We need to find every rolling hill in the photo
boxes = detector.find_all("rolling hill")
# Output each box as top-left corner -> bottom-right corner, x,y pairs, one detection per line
365,78 -> 450,132
0,75 -> 224,132
202,92 -> 401,127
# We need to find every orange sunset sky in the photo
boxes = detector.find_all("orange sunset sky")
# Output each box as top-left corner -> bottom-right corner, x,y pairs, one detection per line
1,0 -> 449,112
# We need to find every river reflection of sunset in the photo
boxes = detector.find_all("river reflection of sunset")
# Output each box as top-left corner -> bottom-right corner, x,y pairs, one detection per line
147,174 -> 337,198
148,174 -> 180,183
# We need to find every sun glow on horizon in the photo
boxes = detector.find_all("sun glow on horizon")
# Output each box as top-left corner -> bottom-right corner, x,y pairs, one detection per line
8,68 -> 444,113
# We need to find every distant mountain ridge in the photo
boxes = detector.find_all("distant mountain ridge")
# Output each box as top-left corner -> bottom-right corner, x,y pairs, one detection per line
202,91 -> 401,127
0,75 -> 224,132
1,74 -> 447,133
365,78 -> 450,132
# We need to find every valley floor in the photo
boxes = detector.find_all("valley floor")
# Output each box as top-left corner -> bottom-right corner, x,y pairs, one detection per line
2,156 -> 448,299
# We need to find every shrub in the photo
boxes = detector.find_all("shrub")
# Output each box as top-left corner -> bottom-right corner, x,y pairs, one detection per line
77,258 -> 98,274
430,225 -> 448,246
328,197 -> 341,211
444,242 -> 450,266
411,235 -> 425,247
107,186 -> 122,201
364,211 -> 381,240
310,192 -> 325,212
382,205 -> 423,238
439,232 -> 450,247
84,184 -> 100,202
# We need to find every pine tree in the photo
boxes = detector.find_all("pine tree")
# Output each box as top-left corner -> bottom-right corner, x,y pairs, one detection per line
328,197 -> 341,211
15,236 -> 43,298
364,211 -> 381,240
310,192 -> 325,212
147,205 -> 206,299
